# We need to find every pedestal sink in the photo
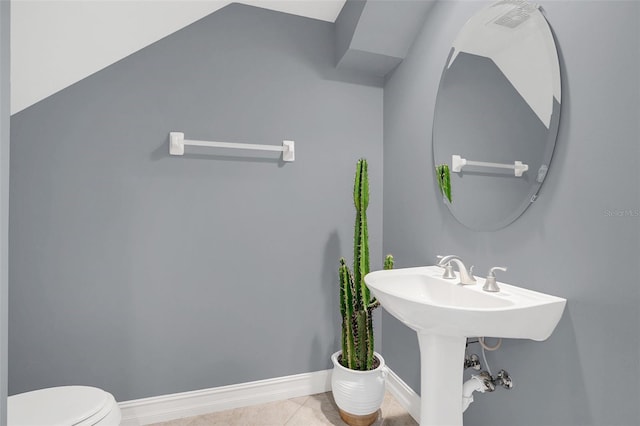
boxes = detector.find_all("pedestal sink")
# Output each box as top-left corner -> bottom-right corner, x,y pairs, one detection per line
365,266 -> 566,426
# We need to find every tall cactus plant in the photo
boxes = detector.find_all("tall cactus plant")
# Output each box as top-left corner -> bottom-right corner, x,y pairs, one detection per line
339,159 -> 394,371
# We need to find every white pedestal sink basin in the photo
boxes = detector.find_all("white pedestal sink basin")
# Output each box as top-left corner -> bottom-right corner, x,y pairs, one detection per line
365,266 -> 566,426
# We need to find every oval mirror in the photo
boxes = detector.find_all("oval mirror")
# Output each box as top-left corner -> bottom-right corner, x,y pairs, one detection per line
433,0 -> 561,231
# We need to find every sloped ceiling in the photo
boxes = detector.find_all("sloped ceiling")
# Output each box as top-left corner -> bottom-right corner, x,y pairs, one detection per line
10,0 -> 346,114
335,0 -> 436,76
11,0 -> 435,115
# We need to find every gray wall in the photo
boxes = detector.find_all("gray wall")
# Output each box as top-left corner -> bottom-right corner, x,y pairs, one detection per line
9,4 -> 383,401
1,0 -> 9,423
335,0 -> 435,78
383,1 -> 640,426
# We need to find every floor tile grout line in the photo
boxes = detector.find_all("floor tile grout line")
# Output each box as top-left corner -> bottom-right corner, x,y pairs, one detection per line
283,395 -> 310,425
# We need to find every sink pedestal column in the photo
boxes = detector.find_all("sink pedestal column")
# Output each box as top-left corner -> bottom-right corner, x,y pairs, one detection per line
417,333 -> 467,426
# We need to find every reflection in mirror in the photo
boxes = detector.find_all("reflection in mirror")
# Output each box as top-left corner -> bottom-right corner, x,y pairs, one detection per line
433,0 -> 561,231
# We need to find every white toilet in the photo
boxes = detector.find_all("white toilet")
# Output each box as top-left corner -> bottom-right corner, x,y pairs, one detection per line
8,386 -> 121,425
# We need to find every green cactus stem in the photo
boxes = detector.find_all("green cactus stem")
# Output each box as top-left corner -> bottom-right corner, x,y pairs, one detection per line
353,158 -> 370,311
339,257 -> 356,369
339,159 -> 394,371
436,163 -> 452,203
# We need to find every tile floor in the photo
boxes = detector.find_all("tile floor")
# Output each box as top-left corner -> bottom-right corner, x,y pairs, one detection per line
150,391 -> 418,426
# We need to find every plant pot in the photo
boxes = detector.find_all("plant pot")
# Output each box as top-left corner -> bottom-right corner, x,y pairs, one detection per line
331,351 -> 387,426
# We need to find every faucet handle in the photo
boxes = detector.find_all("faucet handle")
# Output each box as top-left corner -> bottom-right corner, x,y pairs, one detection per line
489,266 -> 507,274
483,267 -> 507,292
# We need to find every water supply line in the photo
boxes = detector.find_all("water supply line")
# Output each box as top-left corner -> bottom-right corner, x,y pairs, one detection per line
479,337 -> 501,376
479,337 -> 502,351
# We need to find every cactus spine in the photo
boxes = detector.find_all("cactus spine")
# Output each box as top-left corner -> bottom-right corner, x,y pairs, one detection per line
339,159 -> 394,371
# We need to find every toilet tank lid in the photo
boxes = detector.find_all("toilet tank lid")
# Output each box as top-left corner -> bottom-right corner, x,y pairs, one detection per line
8,385 -> 114,426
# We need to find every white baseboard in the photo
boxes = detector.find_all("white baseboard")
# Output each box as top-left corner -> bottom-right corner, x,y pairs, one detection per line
385,368 -> 421,423
119,369 -> 332,426
119,367 -> 420,426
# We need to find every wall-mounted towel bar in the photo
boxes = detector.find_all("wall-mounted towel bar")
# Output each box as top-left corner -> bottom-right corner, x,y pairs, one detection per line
169,132 -> 295,162
451,154 -> 528,177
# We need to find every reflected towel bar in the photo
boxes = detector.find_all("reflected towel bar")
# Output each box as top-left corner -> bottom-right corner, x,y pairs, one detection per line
451,154 -> 528,177
169,132 -> 295,162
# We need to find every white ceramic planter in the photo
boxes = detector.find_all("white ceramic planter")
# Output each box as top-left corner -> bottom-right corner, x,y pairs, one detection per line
331,351 -> 387,423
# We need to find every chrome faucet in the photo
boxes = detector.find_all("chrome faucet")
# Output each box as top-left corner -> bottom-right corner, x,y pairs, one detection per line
436,255 -> 477,285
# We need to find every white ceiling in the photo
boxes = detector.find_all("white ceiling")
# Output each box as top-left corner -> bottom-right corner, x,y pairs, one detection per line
238,0 -> 346,22
11,0 -> 347,114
